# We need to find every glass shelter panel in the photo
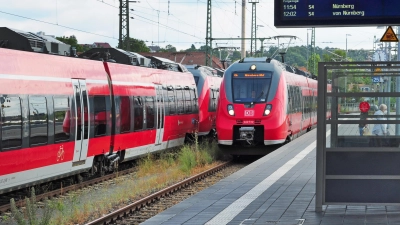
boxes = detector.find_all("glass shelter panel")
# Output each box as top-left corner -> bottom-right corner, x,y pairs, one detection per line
317,62 -> 400,210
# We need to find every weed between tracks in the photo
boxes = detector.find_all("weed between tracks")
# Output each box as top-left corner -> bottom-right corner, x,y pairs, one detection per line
4,140 -> 222,225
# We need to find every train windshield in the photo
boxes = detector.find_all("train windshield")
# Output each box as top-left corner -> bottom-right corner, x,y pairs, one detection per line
232,72 -> 272,103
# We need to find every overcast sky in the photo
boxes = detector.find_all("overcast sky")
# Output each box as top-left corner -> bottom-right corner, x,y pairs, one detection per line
0,0 -> 395,53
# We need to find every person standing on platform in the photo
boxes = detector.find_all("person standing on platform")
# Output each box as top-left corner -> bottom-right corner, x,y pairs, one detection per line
371,104 -> 388,146
359,111 -> 368,136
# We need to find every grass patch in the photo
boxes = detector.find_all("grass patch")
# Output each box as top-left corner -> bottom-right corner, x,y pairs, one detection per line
9,140 -> 223,225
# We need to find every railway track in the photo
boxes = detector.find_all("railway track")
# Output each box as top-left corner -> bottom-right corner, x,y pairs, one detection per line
0,165 -> 137,214
85,161 -> 249,225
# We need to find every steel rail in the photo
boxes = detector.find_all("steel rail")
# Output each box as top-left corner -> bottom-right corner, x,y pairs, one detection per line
85,161 -> 231,225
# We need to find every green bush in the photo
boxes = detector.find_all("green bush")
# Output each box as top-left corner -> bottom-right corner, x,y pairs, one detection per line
10,187 -> 53,225
178,145 -> 197,173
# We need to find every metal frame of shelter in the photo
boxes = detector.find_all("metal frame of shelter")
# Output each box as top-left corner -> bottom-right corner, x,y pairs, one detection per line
316,61 -> 400,212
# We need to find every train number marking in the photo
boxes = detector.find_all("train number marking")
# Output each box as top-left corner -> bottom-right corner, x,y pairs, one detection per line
243,120 -> 254,124
244,110 -> 254,117
57,145 -> 65,162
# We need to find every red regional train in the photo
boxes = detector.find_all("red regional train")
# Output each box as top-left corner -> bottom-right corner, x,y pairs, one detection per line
0,27 -> 198,194
216,57 -> 323,154
186,65 -> 222,137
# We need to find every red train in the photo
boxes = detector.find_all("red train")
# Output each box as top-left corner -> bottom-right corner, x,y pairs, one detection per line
186,65 -> 222,137
216,57 -> 322,154
0,28 -> 199,194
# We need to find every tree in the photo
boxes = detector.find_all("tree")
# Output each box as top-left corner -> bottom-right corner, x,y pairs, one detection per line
56,35 -> 84,52
118,38 -> 150,52
231,51 -> 241,61
165,44 -> 177,52
185,44 -> 197,52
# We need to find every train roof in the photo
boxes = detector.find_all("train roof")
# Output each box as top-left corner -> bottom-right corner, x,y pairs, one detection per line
0,27 -> 189,73
0,27 -> 72,56
185,64 -> 223,77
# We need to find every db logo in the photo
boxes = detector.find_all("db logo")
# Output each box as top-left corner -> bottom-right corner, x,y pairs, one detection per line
244,110 -> 254,117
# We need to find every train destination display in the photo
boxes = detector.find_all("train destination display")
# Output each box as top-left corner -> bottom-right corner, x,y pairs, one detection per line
275,0 -> 400,27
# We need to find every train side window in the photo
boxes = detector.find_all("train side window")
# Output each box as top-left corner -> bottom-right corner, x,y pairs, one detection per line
184,89 -> 192,114
163,87 -> 169,116
295,86 -> 301,112
209,89 -> 217,112
167,89 -> 176,115
192,88 -> 199,113
145,97 -> 155,129
29,96 -> 48,146
54,96 -> 70,143
133,97 -> 144,131
290,86 -> 295,113
1,96 -> 22,150
94,96 -> 107,136
120,96 -> 131,133
287,85 -> 291,114
176,89 -> 184,114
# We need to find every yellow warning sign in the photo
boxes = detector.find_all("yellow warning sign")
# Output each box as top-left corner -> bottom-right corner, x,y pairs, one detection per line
380,26 -> 399,42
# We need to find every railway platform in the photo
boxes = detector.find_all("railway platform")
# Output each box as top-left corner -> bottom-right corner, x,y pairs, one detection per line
141,128 -> 400,225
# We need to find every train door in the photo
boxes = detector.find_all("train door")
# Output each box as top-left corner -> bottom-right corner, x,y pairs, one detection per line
155,85 -> 165,145
71,79 -> 90,163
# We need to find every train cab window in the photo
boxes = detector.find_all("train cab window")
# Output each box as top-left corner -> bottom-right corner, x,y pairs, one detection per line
1,96 -> 22,150
54,96 -> 70,142
167,89 -> 176,115
120,96 -> 131,133
176,89 -> 184,114
94,96 -> 107,136
145,97 -> 155,129
232,72 -> 272,103
184,89 -> 192,114
29,96 -> 48,146
133,97 -> 144,131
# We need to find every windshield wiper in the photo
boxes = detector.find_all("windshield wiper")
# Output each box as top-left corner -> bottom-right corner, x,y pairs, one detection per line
255,91 -> 264,101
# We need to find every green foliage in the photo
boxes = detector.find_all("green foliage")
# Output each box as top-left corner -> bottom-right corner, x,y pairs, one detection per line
160,44 -> 177,52
56,35 -> 84,52
185,44 -> 197,52
178,145 -> 197,173
10,187 -> 53,225
138,153 -> 154,174
119,37 -> 150,52
231,51 -> 242,61
10,198 -> 25,225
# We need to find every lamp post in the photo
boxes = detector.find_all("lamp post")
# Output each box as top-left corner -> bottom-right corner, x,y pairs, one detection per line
345,34 -> 351,105
345,34 -> 351,60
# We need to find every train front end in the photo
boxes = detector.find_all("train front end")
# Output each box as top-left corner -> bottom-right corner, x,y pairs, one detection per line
216,58 -> 288,148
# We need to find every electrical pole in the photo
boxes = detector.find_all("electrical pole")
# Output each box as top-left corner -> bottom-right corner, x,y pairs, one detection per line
205,0 -> 212,66
119,0 -> 140,51
309,27 -> 316,75
241,0 -> 246,58
249,0 -> 259,56
119,0 -> 129,51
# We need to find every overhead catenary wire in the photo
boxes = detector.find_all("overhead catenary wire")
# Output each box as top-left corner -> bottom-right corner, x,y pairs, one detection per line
0,10 -> 118,40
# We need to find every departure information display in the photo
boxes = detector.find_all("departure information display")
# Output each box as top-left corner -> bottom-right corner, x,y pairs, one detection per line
275,0 -> 400,27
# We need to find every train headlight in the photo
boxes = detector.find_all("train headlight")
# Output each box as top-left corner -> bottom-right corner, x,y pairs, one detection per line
227,104 -> 235,116
264,104 -> 272,116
